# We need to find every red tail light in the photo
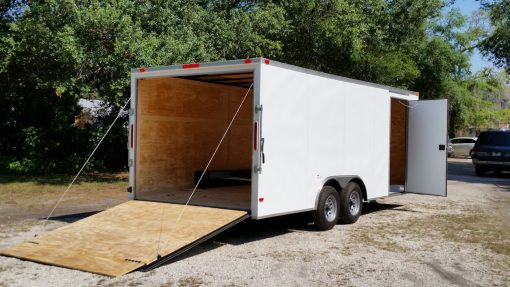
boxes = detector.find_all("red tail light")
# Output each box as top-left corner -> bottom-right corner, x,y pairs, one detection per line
244,59 -> 252,64
182,63 -> 200,69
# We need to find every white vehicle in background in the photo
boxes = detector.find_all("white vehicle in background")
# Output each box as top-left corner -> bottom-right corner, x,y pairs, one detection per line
451,137 -> 477,157
448,137 -> 454,157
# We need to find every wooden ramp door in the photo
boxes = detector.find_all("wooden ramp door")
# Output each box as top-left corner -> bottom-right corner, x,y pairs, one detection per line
0,201 -> 249,276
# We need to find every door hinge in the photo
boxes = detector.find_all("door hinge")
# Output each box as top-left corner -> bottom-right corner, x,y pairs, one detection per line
255,105 -> 263,113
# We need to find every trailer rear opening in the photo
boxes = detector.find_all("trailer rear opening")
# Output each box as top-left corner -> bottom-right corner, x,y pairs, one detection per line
134,73 -> 254,211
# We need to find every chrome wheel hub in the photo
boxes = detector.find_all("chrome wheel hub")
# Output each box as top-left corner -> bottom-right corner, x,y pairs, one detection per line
349,192 -> 360,215
324,196 -> 337,222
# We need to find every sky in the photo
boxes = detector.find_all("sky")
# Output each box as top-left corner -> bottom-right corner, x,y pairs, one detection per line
451,0 -> 495,73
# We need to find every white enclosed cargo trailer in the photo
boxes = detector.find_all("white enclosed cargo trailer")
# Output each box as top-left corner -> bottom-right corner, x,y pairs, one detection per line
1,58 -> 448,276
128,58 -> 447,227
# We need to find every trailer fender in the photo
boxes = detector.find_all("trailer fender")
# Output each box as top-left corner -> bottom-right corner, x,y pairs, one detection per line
314,176 -> 367,210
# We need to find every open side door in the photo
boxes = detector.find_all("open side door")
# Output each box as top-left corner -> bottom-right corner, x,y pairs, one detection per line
406,99 -> 448,196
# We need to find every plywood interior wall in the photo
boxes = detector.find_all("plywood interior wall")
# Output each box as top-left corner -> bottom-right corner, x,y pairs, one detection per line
136,77 -> 253,196
390,98 -> 407,185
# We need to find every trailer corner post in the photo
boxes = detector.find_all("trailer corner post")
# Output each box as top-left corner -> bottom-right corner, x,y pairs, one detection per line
128,76 -> 137,200
254,104 -> 263,174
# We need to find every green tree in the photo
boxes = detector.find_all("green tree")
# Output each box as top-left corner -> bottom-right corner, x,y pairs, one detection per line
274,0 -> 446,89
0,0 -> 288,173
2,0 -> 506,173
480,0 -> 510,72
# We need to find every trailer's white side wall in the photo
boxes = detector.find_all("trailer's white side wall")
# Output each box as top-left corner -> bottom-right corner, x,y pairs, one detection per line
256,64 -> 391,219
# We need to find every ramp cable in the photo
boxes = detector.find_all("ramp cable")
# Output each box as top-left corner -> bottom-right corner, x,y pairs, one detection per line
155,83 -> 253,258
36,98 -> 131,236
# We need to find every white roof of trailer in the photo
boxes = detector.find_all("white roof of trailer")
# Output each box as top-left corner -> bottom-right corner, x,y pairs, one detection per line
131,58 -> 419,98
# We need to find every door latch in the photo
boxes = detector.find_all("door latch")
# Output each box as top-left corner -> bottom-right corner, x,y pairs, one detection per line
261,138 -> 265,164
439,144 -> 445,151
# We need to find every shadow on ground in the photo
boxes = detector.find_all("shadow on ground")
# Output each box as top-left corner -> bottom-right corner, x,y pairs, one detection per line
44,211 -> 101,223
448,159 -> 510,187
448,159 -> 510,178
150,201 -> 405,268
363,202 -> 403,215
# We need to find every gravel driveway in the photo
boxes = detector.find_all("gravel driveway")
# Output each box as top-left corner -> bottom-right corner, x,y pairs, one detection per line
0,158 -> 509,286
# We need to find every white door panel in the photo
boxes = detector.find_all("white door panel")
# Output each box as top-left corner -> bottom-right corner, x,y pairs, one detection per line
406,99 -> 447,196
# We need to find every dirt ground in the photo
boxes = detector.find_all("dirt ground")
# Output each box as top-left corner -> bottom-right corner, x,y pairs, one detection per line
0,159 -> 509,287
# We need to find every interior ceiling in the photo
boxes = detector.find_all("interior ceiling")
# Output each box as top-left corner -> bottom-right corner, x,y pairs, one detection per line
177,72 -> 253,88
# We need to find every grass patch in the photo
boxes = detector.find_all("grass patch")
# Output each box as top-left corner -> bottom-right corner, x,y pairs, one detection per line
177,276 -> 204,287
0,173 -> 127,205
0,173 -> 128,185
350,221 -> 409,252
267,250 -> 299,261
222,283 -> 247,287
350,198 -> 510,271
0,266 -> 12,273
96,278 -> 143,287
412,211 -> 510,256
353,199 -> 510,256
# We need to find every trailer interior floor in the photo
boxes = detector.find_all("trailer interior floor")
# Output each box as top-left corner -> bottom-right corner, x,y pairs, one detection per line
137,185 -> 251,211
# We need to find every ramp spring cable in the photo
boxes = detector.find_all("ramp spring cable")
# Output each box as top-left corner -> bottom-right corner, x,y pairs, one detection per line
35,98 -> 131,236
155,83 -> 253,258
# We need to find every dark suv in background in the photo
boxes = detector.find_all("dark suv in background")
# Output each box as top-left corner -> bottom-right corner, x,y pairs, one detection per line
472,130 -> 510,176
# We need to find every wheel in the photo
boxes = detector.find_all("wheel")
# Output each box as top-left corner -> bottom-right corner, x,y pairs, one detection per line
338,182 -> 363,224
475,165 -> 487,176
313,186 -> 340,231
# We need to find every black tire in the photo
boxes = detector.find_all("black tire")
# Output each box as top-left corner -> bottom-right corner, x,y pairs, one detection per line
338,182 -> 363,224
313,186 -> 340,231
475,165 -> 486,176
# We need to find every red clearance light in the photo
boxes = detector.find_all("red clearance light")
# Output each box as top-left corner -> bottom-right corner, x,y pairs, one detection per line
258,198 -> 264,203
130,124 -> 134,148
253,122 -> 258,150
264,59 -> 270,65
138,67 -> 146,72
182,63 -> 200,69
244,59 -> 252,64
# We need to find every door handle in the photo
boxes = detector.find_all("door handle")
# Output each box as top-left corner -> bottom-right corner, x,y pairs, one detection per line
439,144 -> 445,151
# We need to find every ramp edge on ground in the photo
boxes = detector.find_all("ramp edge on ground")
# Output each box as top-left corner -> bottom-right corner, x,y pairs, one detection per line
0,200 -> 249,276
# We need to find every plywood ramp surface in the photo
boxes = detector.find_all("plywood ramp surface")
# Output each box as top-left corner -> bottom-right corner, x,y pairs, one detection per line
0,201 -> 248,276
